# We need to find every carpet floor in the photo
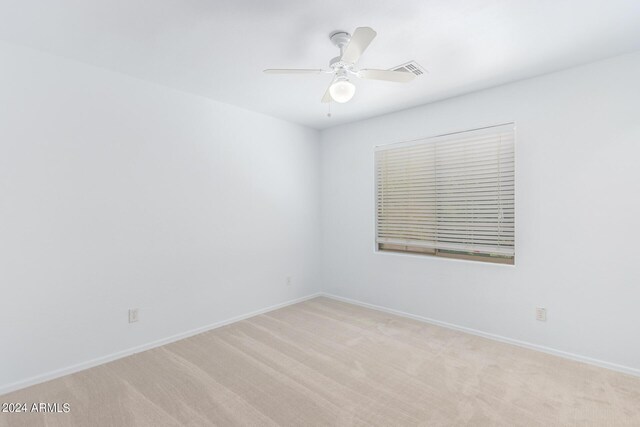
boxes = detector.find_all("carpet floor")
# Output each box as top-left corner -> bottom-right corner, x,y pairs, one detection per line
1,297 -> 639,426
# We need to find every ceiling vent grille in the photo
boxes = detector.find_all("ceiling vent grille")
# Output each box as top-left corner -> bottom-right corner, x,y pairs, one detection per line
390,61 -> 426,76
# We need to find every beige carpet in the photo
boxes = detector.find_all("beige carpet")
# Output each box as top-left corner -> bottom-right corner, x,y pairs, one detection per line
1,297 -> 639,426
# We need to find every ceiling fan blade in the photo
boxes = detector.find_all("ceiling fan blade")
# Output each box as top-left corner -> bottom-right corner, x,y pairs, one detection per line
358,69 -> 416,83
321,82 -> 333,103
340,27 -> 377,64
263,69 -> 323,74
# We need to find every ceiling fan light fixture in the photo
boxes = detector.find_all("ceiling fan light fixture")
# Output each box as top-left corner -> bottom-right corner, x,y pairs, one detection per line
329,78 -> 356,103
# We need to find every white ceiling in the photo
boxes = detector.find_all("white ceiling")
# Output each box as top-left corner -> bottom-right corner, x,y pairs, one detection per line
1,0 -> 639,129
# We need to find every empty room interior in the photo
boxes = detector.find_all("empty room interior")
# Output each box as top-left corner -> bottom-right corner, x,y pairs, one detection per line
1,0 -> 640,425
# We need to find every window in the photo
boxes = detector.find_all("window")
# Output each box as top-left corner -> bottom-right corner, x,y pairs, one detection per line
375,124 -> 515,264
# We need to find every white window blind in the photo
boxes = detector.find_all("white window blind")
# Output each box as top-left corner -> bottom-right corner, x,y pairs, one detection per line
375,124 -> 515,262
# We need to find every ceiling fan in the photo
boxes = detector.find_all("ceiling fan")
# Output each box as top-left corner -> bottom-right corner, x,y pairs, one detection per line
264,27 -> 416,104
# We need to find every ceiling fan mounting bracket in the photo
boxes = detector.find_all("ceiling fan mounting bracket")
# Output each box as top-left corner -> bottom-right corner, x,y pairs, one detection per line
329,31 -> 351,49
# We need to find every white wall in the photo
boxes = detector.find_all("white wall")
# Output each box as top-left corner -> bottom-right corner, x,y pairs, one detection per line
320,52 -> 640,373
0,41 -> 321,392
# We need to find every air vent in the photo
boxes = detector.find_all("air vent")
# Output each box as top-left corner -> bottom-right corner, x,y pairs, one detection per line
390,61 -> 426,76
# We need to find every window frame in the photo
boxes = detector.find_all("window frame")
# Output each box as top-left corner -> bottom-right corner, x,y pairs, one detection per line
373,123 -> 516,265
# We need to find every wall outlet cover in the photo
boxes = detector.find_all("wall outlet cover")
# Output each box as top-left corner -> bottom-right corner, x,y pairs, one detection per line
129,308 -> 139,323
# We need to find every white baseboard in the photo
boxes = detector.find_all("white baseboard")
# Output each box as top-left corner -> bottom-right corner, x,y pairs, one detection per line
4,291 -> 637,396
0,293 -> 322,396
321,293 -> 640,378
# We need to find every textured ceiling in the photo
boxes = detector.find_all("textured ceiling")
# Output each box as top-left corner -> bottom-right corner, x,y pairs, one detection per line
1,0 -> 639,129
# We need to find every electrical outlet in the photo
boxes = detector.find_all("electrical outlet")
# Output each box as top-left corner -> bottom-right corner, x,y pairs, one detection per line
535,307 -> 547,322
129,308 -> 139,323
286,276 -> 293,286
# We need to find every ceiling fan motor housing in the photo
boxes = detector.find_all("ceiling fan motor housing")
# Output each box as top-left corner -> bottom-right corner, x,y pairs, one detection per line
329,56 -> 352,70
